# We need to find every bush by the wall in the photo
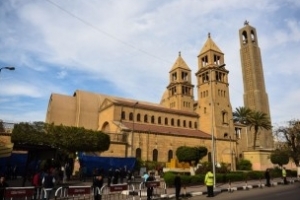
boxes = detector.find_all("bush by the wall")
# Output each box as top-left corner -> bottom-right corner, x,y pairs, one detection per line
237,159 -> 252,170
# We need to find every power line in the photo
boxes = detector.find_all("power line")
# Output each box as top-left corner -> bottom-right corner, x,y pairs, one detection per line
44,0 -> 172,64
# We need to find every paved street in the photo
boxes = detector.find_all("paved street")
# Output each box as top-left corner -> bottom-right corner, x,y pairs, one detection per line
186,183 -> 300,200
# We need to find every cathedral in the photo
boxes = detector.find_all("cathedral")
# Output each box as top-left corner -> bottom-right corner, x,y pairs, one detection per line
46,22 -> 274,170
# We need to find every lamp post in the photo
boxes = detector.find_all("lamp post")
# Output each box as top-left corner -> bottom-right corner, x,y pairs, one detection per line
0,67 -> 15,75
209,64 -> 225,187
131,101 -> 138,157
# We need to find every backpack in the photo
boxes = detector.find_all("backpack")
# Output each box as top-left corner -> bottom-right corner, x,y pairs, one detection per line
43,174 -> 54,188
32,173 -> 41,186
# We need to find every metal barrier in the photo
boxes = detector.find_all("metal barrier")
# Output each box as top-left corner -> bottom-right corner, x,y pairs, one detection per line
100,183 -> 134,200
54,185 -> 94,200
138,181 -> 167,200
4,186 -> 35,200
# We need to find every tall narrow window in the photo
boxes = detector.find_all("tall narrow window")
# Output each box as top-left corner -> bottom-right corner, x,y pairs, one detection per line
153,149 -> 158,162
168,150 -> 173,162
144,115 -> 148,123
242,31 -> 248,44
121,111 -> 126,120
151,116 -> 155,124
158,117 -> 161,124
137,113 -> 141,122
129,112 -> 133,121
136,148 -> 142,159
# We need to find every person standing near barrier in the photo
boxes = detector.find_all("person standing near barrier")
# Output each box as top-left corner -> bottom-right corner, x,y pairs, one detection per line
204,169 -> 214,197
0,175 -> 9,200
282,167 -> 288,184
174,173 -> 181,200
32,171 -> 42,200
265,169 -> 271,187
42,170 -> 56,200
93,172 -> 103,200
146,172 -> 155,200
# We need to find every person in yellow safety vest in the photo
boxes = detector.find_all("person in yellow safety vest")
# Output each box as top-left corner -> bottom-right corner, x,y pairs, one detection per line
282,167 -> 288,184
204,170 -> 214,197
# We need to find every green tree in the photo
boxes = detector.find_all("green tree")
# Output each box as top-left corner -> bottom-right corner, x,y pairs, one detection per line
248,111 -> 272,149
11,122 -> 110,152
176,146 -> 207,165
274,120 -> 300,167
270,149 -> 289,167
236,159 -> 252,170
233,106 -> 252,124
233,107 -> 272,149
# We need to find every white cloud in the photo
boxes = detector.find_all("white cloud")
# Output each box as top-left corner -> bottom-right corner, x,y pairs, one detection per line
0,0 -> 300,125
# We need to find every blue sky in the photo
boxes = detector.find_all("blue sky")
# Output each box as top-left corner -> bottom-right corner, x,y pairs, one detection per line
0,0 -> 299,127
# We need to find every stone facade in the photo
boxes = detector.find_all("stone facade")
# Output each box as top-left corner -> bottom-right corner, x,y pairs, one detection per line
46,23 -> 274,170
239,21 -> 274,149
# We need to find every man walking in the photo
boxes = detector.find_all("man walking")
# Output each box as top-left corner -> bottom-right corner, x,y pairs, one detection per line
204,169 -> 214,197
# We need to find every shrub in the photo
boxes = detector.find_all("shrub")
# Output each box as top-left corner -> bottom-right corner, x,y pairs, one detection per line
237,159 -> 252,170
163,172 -> 175,187
246,171 -> 263,180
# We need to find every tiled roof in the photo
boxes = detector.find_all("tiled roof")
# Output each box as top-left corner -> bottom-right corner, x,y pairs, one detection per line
114,99 -> 198,117
121,121 -> 211,139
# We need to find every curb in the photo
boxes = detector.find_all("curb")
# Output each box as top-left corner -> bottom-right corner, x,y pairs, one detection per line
161,179 -> 299,199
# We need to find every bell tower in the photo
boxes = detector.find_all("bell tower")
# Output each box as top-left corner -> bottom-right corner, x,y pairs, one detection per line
196,33 -> 234,139
239,21 -> 273,149
161,52 -> 194,112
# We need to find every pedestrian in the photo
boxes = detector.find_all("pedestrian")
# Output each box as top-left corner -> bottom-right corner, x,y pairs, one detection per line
42,170 -> 56,200
174,173 -> 181,200
282,167 -> 288,184
146,172 -> 155,200
112,168 -> 120,184
0,175 -> 9,200
107,168 -> 113,186
93,171 -> 103,200
204,169 -> 214,197
265,169 -> 271,187
32,171 -> 42,200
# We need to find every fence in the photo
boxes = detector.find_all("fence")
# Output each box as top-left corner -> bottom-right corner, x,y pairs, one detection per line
3,180 -> 167,200
138,180 -> 167,200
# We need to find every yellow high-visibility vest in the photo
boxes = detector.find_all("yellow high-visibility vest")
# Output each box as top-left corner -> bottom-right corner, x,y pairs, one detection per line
204,171 -> 214,186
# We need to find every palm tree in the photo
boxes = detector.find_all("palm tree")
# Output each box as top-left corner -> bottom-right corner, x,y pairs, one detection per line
233,107 -> 272,149
248,110 -> 272,149
232,107 -> 252,124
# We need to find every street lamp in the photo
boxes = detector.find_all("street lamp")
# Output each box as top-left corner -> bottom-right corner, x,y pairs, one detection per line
209,64 -> 225,187
131,101 -> 138,157
0,67 -> 15,74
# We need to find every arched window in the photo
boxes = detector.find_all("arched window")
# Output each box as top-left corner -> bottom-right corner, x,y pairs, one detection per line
136,148 -> 141,159
171,118 -> 174,126
251,30 -> 255,42
183,120 -> 186,127
177,119 -> 180,127
137,113 -> 141,122
121,111 -> 125,120
168,150 -> 173,162
194,122 -> 197,129
151,116 -> 155,124
129,112 -> 133,121
242,31 -> 248,44
165,118 -> 168,125
153,149 -> 158,162
158,117 -> 161,124
144,114 -> 148,123
189,121 -> 192,128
